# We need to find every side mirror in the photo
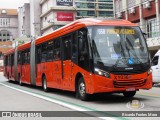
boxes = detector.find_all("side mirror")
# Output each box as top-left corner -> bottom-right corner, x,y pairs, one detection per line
143,32 -> 147,36
142,32 -> 147,39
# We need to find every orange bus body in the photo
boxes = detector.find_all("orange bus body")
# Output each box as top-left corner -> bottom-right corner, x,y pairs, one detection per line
4,18 -> 152,100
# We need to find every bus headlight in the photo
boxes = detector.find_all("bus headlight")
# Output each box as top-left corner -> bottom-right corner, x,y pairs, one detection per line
148,68 -> 152,76
94,68 -> 110,78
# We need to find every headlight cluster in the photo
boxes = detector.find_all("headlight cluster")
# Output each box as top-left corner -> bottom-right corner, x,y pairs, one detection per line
148,68 -> 152,76
94,68 -> 110,78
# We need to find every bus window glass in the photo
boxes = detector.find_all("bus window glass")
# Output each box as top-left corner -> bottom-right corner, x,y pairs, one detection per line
78,28 -> 90,71
88,26 -> 150,72
71,32 -> 78,64
63,35 -> 71,60
25,52 -> 28,64
36,45 -> 41,64
53,39 -> 61,60
47,41 -> 53,61
4,56 -> 6,66
18,52 -> 21,64
21,52 -> 25,65
41,43 -> 47,62
11,54 -> 14,66
28,51 -> 30,63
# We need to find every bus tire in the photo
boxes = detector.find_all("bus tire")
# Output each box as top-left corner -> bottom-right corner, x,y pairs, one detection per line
7,73 -> 10,82
42,75 -> 48,92
7,73 -> 9,79
77,77 -> 89,101
123,91 -> 136,98
18,74 -> 23,86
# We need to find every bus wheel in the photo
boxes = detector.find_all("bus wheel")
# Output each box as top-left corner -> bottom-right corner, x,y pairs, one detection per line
123,91 -> 136,98
77,77 -> 89,101
7,73 -> 10,82
18,75 -> 23,86
7,73 -> 9,79
42,76 -> 48,92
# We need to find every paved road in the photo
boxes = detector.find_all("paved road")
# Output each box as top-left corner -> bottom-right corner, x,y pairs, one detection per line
0,73 -> 160,120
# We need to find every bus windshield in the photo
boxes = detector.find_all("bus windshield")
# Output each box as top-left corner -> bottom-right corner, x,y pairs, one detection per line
89,26 -> 150,72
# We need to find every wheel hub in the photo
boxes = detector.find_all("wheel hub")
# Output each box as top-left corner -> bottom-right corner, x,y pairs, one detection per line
79,82 -> 85,96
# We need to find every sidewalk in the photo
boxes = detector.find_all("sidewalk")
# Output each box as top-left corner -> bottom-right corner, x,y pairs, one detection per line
0,72 -> 4,75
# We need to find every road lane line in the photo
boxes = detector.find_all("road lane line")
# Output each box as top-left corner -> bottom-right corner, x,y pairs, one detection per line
137,93 -> 160,98
0,83 -> 126,120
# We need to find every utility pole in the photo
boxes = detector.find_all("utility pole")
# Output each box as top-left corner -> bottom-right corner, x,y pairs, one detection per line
95,0 -> 98,17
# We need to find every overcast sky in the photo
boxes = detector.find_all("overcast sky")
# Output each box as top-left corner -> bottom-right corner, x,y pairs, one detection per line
0,0 -> 29,9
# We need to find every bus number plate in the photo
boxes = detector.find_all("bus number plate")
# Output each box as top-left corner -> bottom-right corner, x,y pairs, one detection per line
126,88 -> 135,91
114,75 -> 132,80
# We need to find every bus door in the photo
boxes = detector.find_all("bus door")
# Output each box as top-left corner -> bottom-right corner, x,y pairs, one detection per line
4,56 -> 8,77
25,50 -> 30,84
21,50 -> 30,83
7,55 -> 11,79
17,52 -> 22,81
53,39 -> 62,88
35,45 -> 42,86
62,35 -> 72,90
11,54 -> 14,80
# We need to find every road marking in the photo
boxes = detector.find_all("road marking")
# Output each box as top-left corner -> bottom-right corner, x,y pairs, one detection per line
137,93 -> 160,98
0,83 -> 125,120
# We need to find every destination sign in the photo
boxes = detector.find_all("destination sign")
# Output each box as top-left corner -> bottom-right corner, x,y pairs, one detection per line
106,29 -> 135,34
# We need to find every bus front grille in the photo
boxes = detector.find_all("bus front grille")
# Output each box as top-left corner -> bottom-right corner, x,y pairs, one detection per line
113,79 -> 147,88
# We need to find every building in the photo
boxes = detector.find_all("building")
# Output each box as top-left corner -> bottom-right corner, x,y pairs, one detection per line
114,0 -> 160,57
18,3 -> 30,38
75,0 -> 113,18
40,0 -> 113,35
30,0 -> 41,38
0,9 -> 18,53
17,0 -> 41,47
0,8 -> 18,71
15,3 -> 31,47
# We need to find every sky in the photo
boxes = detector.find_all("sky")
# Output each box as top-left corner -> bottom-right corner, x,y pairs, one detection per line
0,0 -> 29,9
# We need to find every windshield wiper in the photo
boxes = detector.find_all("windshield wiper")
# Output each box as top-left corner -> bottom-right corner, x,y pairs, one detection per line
97,60 -> 104,66
114,58 -> 128,68
126,47 -> 146,69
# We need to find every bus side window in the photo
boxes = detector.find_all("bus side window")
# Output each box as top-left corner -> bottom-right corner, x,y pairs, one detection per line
18,52 -> 21,65
53,39 -> 61,60
11,54 -> 14,66
3,56 -> 5,66
78,28 -> 90,71
25,51 -> 28,64
5,56 -> 8,66
21,52 -> 25,65
28,51 -> 30,64
62,35 -> 71,60
8,55 -> 11,66
41,43 -> 47,62
26,49 -> 30,64
36,45 -> 41,64
71,32 -> 78,64
47,41 -> 54,61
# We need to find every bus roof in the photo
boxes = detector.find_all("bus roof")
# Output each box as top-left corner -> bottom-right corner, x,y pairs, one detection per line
36,18 -> 138,45
5,42 -> 31,55
4,48 -> 15,55
17,41 -> 31,51
5,18 -> 138,55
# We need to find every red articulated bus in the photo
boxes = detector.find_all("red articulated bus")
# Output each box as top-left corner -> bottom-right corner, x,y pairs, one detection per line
4,18 -> 152,100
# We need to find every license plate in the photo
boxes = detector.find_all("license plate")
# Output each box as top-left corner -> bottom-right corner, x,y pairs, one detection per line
126,88 -> 135,91
114,75 -> 132,80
